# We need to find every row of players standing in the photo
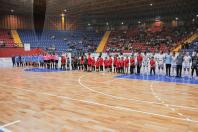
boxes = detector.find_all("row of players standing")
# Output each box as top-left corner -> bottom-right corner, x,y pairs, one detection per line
12,53 -> 60,69
71,51 -> 198,78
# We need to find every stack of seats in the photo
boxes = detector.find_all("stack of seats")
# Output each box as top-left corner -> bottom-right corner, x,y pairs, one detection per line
181,41 -> 198,53
105,22 -> 197,53
18,30 -> 103,54
0,30 -> 16,48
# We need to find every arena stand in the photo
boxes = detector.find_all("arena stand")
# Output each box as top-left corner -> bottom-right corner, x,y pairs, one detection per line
105,23 -> 197,53
17,30 -> 103,55
0,30 -> 16,48
181,41 -> 198,53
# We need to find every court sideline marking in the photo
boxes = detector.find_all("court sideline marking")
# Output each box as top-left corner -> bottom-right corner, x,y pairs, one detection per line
78,75 -> 198,111
0,120 -> 21,129
1,84 -> 198,124
150,81 -> 193,122
82,75 -> 191,96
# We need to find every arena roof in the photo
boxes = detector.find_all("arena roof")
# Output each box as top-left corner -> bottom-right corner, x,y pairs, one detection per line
0,0 -> 197,19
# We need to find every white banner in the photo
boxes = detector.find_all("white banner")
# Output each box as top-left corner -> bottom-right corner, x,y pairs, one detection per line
24,43 -> 30,51
0,58 -> 12,67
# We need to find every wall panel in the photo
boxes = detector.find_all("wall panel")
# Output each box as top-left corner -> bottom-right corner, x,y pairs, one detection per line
0,15 -> 79,30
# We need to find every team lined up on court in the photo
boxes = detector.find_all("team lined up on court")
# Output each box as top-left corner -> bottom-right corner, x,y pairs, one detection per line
12,53 -> 60,69
11,51 -> 198,78
72,51 -> 198,78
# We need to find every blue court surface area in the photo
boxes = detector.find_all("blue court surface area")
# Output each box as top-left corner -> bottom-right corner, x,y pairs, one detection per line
115,74 -> 198,84
0,128 -> 10,132
24,68 -> 65,72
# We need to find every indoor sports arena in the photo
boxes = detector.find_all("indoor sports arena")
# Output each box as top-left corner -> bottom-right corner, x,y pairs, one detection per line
0,0 -> 198,131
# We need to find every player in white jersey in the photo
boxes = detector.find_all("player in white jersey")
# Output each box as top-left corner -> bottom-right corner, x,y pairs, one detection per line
171,52 -> 177,76
156,51 -> 165,75
142,52 -> 149,74
153,52 -> 158,63
183,52 -> 191,76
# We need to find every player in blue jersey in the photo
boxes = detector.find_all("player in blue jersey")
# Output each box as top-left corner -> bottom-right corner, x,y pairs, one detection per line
15,55 -> 19,67
38,54 -> 44,67
26,55 -> 30,66
21,56 -> 25,67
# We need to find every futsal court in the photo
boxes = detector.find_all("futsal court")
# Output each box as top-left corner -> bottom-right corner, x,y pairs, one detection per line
0,67 -> 198,132
1,0 -> 198,131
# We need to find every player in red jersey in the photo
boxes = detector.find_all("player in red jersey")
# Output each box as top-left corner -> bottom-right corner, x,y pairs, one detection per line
136,51 -> 143,74
96,57 -> 100,72
87,54 -> 92,72
108,56 -> 113,72
150,56 -> 156,75
54,53 -> 59,70
120,57 -> 125,74
99,56 -> 104,72
116,58 -> 120,73
104,57 -> 109,72
124,56 -> 129,74
80,56 -> 84,71
43,53 -> 48,68
113,56 -> 118,73
130,55 -> 135,74
61,55 -> 66,71
47,53 -> 51,69
91,57 -> 95,72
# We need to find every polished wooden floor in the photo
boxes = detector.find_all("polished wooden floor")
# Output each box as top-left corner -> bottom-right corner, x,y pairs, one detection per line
0,68 -> 198,132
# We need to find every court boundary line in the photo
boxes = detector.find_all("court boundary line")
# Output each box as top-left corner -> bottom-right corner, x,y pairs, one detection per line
0,120 -> 21,129
114,74 -> 198,85
0,84 -> 198,124
82,75 -> 191,96
78,75 -> 198,111
150,82 -> 192,121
